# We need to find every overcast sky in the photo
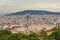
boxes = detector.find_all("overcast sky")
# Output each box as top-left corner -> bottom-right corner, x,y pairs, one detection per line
0,0 -> 60,13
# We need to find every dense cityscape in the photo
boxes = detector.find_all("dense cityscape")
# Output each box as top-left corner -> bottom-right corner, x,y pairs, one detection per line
0,15 -> 60,34
0,14 -> 60,40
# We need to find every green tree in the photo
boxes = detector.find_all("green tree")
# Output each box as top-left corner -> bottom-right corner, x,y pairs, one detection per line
0,30 -> 40,40
8,33 -> 39,40
44,28 -> 60,40
7,33 -> 27,40
28,33 -> 40,40
0,30 -> 12,40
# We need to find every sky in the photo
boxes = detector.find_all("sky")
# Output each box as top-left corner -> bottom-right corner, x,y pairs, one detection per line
0,0 -> 60,14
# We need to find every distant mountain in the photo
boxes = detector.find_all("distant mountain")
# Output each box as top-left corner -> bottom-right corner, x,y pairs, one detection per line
5,10 -> 60,16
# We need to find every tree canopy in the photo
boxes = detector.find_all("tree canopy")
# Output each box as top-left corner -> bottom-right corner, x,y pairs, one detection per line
44,28 -> 60,40
0,30 -> 39,40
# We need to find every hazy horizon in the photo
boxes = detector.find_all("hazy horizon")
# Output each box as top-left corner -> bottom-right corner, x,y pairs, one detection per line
0,0 -> 60,14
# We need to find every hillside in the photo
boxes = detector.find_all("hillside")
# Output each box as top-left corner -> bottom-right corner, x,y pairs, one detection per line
5,10 -> 60,15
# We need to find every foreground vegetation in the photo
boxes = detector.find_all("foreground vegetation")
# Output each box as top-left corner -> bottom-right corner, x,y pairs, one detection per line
43,28 -> 60,40
0,28 -> 60,40
0,30 -> 39,40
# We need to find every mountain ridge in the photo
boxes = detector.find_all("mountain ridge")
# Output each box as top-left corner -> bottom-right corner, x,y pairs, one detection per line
5,10 -> 60,16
